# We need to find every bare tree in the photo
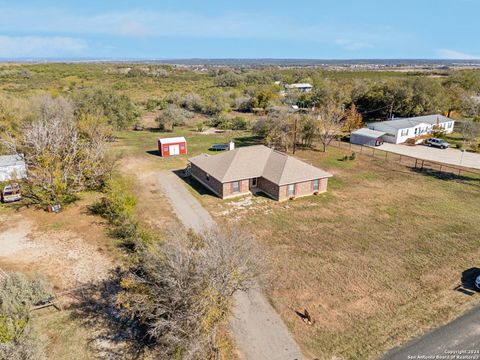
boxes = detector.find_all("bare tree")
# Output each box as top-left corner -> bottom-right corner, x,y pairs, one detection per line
116,227 -> 263,359
1,95 -> 114,204
460,120 -> 480,152
316,104 -> 345,152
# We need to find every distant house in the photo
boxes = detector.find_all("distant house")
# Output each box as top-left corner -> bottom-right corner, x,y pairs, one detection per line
350,128 -> 386,147
367,114 -> 455,144
285,83 -> 313,93
0,154 -> 27,182
158,137 -> 187,157
188,145 -> 332,201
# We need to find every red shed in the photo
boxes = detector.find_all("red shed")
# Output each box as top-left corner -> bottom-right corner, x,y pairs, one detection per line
158,136 -> 187,157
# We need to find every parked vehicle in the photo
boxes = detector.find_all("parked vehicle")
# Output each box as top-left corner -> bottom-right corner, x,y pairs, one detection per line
425,138 -> 450,149
1,183 -> 22,203
209,143 -> 230,151
475,275 -> 480,290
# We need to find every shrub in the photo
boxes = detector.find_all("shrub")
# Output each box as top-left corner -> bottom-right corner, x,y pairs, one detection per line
145,99 -> 165,111
201,90 -> 231,115
0,272 -> 52,360
116,227 -> 263,358
156,105 -> 190,131
214,72 -> 243,87
72,88 -> 139,130
91,175 -> 157,251
180,93 -> 203,113
90,175 -> 136,227
231,116 -> 248,130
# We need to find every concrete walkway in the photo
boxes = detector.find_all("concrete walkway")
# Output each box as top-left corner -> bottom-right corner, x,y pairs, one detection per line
377,143 -> 480,170
381,305 -> 480,360
157,171 -> 303,360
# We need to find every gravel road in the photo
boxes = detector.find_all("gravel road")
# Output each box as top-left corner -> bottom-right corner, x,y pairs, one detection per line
157,170 -> 303,360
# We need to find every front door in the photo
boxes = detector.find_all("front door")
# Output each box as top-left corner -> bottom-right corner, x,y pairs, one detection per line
170,144 -> 180,155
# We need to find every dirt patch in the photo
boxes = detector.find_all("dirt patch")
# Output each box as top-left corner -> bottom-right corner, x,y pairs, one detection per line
0,201 -> 113,290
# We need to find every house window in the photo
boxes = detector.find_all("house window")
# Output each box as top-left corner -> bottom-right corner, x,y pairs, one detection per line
288,184 -> 295,196
252,177 -> 257,187
312,179 -> 319,191
401,129 -> 409,137
232,181 -> 240,193
414,128 -> 418,135
163,145 -> 168,152
180,143 -> 185,150
448,122 -> 453,129
206,174 -> 210,181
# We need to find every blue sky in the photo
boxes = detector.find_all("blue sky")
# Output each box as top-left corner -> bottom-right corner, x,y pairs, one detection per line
0,0 -> 478,59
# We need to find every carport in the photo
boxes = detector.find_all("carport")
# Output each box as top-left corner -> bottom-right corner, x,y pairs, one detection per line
350,128 -> 386,147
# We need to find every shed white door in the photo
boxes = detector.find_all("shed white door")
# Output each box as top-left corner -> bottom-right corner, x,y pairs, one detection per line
170,144 -> 180,155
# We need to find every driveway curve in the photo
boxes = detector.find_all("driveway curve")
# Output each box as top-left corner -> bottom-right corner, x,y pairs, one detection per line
381,305 -> 480,360
157,170 -> 303,360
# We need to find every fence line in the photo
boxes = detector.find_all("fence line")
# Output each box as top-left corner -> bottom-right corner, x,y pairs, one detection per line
331,140 -> 480,181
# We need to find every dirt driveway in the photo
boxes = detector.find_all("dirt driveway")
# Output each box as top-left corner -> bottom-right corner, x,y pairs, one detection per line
378,143 -> 480,170
157,171 -> 303,360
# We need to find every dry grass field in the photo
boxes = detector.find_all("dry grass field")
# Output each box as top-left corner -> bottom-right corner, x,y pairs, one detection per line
113,128 -> 480,359
3,125 -> 478,359
183,140 -> 480,359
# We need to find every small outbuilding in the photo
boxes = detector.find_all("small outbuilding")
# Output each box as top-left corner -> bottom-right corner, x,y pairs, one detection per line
0,154 -> 27,182
350,128 -> 386,147
158,137 -> 187,157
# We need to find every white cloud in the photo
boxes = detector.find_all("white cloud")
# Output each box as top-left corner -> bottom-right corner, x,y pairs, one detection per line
0,6 -> 395,49
0,35 -> 87,58
437,49 -> 479,60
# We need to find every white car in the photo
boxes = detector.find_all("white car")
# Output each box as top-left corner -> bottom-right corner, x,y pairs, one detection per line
476,275 -> 480,290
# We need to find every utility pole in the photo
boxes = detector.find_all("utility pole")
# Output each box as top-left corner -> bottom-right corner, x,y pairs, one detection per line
388,101 -> 394,120
292,116 -> 298,154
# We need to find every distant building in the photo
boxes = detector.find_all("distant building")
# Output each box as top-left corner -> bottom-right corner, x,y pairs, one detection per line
0,154 -> 27,182
350,128 -> 386,147
284,83 -> 313,93
367,114 -> 455,144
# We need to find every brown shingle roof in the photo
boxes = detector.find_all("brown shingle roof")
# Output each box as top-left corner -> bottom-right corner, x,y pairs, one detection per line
189,145 -> 332,185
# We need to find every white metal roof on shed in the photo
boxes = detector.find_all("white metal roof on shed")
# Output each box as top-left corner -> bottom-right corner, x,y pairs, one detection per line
159,137 -> 187,145
0,154 -> 25,168
351,128 -> 386,139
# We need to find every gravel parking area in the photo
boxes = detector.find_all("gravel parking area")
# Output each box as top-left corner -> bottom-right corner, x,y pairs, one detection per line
377,143 -> 480,170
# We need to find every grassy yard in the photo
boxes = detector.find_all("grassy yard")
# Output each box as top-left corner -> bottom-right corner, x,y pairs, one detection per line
22,126 -> 477,360
177,140 -> 480,359
113,126 -> 257,172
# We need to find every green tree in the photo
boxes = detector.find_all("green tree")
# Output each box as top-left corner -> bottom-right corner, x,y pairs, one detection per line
72,88 -> 139,130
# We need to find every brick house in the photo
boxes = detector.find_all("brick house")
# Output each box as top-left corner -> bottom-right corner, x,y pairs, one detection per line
188,145 -> 332,201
